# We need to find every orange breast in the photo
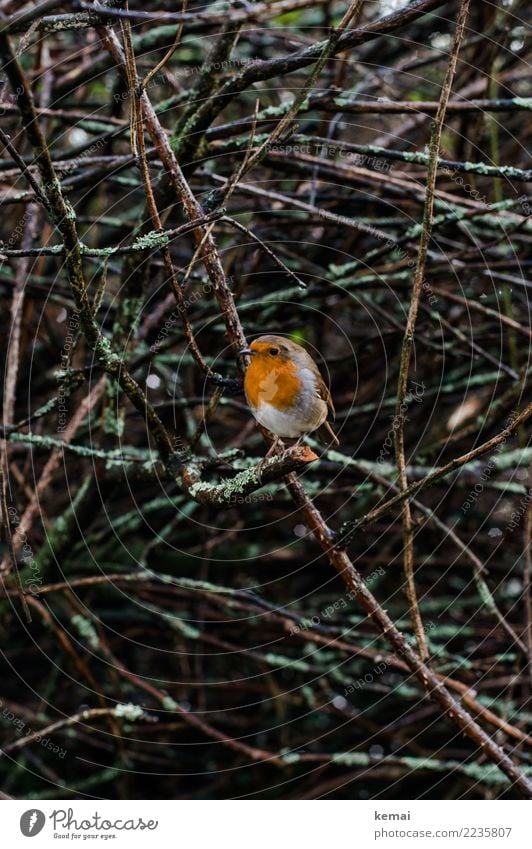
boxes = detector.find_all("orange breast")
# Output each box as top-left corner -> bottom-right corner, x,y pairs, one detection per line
244,357 -> 302,411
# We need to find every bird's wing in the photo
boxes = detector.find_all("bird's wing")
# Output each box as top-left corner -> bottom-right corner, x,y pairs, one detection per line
314,367 -> 335,420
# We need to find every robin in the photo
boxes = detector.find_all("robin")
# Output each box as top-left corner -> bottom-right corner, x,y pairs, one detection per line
241,335 -> 339,452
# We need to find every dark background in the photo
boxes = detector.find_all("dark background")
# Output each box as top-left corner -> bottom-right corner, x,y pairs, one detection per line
0,0 -> 530,799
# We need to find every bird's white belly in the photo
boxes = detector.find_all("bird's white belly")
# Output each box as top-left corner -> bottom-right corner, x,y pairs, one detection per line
253,400 -> 326,438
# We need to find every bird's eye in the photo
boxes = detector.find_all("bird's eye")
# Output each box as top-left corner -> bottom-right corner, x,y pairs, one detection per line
269,347 -> 279,356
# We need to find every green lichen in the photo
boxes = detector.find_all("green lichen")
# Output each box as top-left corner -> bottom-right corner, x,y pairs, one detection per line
170,619 -> 200,639
161,696 -> 179,711
114,703 -> 145,721
263,653 -> 310,672
300,686 -> 317,709
52,515 -> 68,536
476,576 -> 497,613
8,432 -> 142,464
131,230 -> 170,251
71,614 -> 99,650
513,97 -> 532,110
103,406 -> 124,438
188,454 -> 292,504
331,751 -> 370,767
172,576 -> 236,595
491,446 -> 532,470
280,749 -> 301,764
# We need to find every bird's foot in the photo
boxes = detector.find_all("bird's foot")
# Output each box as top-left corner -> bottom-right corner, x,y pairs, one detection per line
256,437 -> 284,483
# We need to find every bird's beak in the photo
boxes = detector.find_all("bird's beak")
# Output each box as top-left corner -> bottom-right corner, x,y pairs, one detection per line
239,347 -> 253,356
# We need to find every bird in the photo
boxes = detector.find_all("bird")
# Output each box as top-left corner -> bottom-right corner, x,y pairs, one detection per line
241,335 -> 339,453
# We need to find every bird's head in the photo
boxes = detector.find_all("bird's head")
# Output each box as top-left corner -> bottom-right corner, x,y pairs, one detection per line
240,335 -> 301,366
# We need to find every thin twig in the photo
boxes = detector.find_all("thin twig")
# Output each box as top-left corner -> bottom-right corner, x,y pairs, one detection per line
393,0 -> 471,660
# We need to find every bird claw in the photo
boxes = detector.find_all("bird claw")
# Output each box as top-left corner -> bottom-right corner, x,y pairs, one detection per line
256,437 -> 283,483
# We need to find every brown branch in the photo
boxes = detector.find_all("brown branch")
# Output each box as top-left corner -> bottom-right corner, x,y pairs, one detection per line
173,0 -> 446,162
0,31 -> 175,465
393,0 -> 471,660
524,494 -> 532,686
339,401 -> 532,545
97,23 -> 248,381
0,377 -> 106,576
182,445 -> 319,506
293,491 -> 532,796
0,707 -> 146,756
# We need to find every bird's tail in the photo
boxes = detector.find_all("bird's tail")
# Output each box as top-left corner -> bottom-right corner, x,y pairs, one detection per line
316,420 -> 339,447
